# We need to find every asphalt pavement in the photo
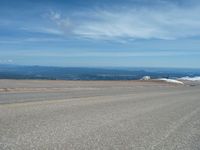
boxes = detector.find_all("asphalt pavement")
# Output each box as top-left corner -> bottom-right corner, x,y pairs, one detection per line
0,80 -> 200,150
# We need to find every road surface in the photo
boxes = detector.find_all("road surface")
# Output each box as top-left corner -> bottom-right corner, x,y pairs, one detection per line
0,80 -> 200,150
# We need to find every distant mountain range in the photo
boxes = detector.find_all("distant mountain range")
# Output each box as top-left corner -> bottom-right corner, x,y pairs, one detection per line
0,64 -> 200,80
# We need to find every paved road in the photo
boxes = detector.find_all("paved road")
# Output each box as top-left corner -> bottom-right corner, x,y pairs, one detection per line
0,80 -> 200,150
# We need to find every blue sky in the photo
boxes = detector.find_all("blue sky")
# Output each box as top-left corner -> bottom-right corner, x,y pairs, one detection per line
0,0 -> 200,68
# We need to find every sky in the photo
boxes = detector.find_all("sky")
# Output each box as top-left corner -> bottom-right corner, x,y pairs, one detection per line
0,0 -> 200,68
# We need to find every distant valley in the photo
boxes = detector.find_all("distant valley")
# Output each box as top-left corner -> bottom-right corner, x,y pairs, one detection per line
0,64 -> 200,80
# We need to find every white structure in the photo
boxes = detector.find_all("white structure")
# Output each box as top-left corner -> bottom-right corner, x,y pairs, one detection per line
141,76 -> 151,80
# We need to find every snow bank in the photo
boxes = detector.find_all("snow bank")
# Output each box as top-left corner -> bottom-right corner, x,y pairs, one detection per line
156,78 -> 184,84
140,76 -> 151,80
178,76 -> 200,81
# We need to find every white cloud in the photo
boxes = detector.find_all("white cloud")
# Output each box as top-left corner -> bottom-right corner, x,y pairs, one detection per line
48,3 -> 200,41
0,37 -> 66,44
0,59 -> 13,64
4,50 -> 200,57
48,10 -> 72,34
7,59 -> 13,63
20,27 -> 64,35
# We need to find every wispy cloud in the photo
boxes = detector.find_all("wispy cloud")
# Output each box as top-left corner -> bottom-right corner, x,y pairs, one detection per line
48,1 -> 200,41
0,37 -> 66,44
47,10 -> 73,34
3,50 -> 200,57
20,27 -> 64,36
0,59 -> 13,64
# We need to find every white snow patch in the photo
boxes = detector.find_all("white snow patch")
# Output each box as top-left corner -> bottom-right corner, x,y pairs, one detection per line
140,76 -> 151,80
178,76 -> 200,81
156,78 -> 184,84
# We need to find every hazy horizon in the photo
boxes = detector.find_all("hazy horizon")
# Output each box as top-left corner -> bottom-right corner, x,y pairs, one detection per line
1,63 -> 200,70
